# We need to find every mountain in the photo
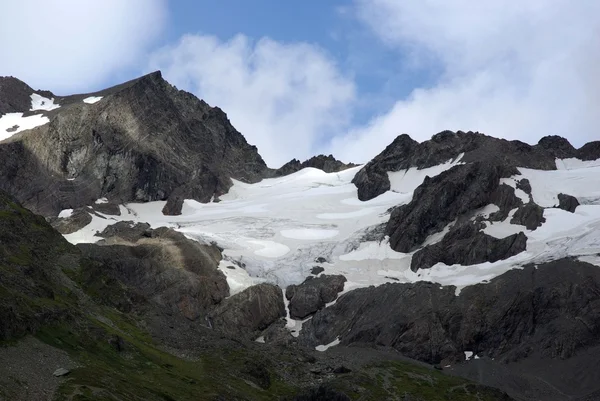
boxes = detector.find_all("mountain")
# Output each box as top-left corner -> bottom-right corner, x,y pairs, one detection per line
0,71 -> 268,217
2,71 -> 600,400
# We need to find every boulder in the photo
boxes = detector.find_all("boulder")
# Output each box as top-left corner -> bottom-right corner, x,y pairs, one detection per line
210,283 -> 285,339
286,275 -> 347,320
557,193 -> 580,213
510,203 -> 545,230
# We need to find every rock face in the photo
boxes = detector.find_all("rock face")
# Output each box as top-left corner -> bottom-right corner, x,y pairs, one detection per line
410,223 -> 527,272
286,275 -> 347,320
300,258 -> 600,366
510,203 -> 545,229
0,71 -> 269,217
210,283 -> 285,340
353,131 -> 600,201
78,226 -> 228,320
273,154 -> 357,176
0,76 -> 37,114
557,193 -> 580,213
386,162 -> 521,253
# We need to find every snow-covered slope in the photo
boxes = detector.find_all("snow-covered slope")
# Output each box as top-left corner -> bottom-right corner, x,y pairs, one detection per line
62,155 -> 600,299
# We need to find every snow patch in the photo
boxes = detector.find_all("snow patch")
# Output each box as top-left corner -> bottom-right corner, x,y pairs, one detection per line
95,198 -> 109,204
58,209 -> 73,219
556,157 -> 600,170
280,228 -> 339,240
218,260 -> 259,295
387,153 -> 464,196
30,94 -> 60,111
315,337 -> 340,352
83,96 -> 103,104
464,351 -> 474,360
0,113 -> 50,141
248,240 -> 290,258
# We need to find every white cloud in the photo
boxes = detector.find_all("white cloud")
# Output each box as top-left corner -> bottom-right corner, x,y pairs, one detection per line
329,0 -> 600,163
149,34 -> 356,167
0,0 -> 167,93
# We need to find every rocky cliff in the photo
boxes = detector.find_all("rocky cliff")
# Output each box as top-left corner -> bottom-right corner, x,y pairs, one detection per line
0,71 -> 269,217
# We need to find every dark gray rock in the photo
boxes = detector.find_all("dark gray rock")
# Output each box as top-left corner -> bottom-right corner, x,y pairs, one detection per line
510,203 -> 545,230
78,228 -> 228,320
0,76 -> 36,114
410,223 -> 527,271
516,178 -> 532,195
92,202 -> 121,216
0,71 -> 269,217
300,258 -> 600,366
273,154 -> 357,177
97,221 -> 151,242
286,275 -> 347,320
558,193 -> 580,213
386,162 -> 521,253
353,131 -> 579,202
49,208 -> 93,234
210,283 -> 285,340
310,266 -> 324,275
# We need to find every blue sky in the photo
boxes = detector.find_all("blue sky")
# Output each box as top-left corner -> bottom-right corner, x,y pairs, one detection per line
1,1 -> 599,166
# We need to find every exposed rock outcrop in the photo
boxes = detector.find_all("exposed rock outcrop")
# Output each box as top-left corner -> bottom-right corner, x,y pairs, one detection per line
78,226 -> 228,320
386,162 -> 521,253
410,223 -> 527,272
49,208 -> 93,234
273,154 -> 357,177
353,131 -> 600,202
0,71 -> 268,217
300,259 -> 600,367
286,275 -> 347,320
210,283 -> 285,340
557,193 -> 580,213
510,203 -> 545,230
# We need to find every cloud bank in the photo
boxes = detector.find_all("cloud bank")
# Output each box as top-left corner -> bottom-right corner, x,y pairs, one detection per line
0,0 -> 166,93
150,34 -> 355,167
328,0 -> 600,162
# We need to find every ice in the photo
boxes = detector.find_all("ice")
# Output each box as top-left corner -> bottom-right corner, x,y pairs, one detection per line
218,260 -> 261,295
58,209 -> 73,219
248,240 -> 290,257
83,96 -> 103,104
556,157 -> 600,170
387,153 -> 464,195
315,337 -> 340,352
0,112 -> 50,141
30,94 -> 60,111
280,229 -> 339,240
62,158 -> 600,300
515,166 -> 600,207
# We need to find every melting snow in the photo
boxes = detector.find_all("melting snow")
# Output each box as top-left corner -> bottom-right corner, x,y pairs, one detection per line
61,160 -> 600,304
58,209 -> 74,219
315,337 -> 340,352
0,113 -> 50,141
30,94 -> 60,111
387,153 -> 464,196
83,96 -> 103,104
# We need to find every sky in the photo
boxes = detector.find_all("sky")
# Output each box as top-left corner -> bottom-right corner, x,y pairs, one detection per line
0,1 -> 598,167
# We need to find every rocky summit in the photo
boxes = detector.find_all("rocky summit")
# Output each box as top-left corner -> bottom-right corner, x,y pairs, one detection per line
2,72 -> 600,401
